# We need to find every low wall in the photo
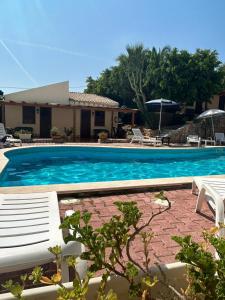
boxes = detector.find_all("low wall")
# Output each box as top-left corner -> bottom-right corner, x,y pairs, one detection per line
1,262 -> 187,300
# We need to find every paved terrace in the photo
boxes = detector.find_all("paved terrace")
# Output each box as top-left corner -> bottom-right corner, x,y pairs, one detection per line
0,187 -> 214,292
60,188 -> 214,265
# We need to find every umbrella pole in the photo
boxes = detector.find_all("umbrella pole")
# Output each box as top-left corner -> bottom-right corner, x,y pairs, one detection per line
159,101 -> 163,134
211,115 -> 215,138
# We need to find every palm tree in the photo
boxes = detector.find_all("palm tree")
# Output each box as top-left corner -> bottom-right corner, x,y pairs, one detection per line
117,45 -> 173,128
117,44 -> 153,127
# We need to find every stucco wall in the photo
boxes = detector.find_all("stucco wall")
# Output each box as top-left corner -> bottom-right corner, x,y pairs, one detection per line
5,81 -> 69,105
208,95 -> 219,109
52,107 -> 73,135
4,104 -> 40,135
4,104 -> 117,139
91,110 -> 114,137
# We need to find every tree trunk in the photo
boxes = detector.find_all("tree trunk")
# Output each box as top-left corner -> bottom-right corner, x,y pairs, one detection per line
135,97 -> 153,128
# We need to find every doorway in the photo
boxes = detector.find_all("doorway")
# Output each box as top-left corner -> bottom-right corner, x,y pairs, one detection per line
219,95 -> 225,110
40,107 -> 52,138
80,110 -> 91,139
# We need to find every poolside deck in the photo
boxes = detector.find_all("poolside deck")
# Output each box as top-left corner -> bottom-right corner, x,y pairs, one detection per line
0,187 -> 215,293
60,188 -> 214,265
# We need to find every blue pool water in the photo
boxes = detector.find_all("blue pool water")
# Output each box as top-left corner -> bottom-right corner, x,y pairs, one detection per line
1,146 -> 225,187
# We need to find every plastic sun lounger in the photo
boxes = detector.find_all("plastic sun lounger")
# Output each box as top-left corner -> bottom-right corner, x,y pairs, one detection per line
0,192 -> 86,282
192,177 -> 225,236
187,135 -> 201,147
130,128 -> 162,146
0,123 -> 22,146
215,133 -> 225,145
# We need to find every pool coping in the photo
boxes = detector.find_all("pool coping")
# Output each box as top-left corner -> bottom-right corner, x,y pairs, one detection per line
1,144 -> 225,194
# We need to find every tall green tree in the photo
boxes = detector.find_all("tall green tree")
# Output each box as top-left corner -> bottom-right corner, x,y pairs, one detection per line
85,45 -> 225,127
191,49 -> 224,113
117,44 -> 153,127
150,48 -> 194,103
85,66 -> 135,107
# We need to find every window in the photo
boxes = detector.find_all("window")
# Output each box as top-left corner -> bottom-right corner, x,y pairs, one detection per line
23,106 -> 35,124
95,111 -> 105,126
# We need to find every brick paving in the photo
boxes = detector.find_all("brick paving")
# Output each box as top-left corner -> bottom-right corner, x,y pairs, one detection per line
60,188 -> 214,265
0,188 -> 214,292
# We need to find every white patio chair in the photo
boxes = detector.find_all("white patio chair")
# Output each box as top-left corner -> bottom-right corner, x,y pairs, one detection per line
0,123 -> 22,146
215,133 -> 225,145
187,135 -> 201,147
0,192 -> 86,282
192,177 -> 225,236
130,128 -> 162,146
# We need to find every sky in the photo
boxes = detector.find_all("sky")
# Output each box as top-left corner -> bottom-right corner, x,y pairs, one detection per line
0,0 -> 225,94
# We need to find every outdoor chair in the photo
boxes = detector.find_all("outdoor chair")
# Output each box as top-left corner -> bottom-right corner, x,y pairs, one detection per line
0,191 -> 86,282
215,133 -> 225,145
0,123 -> 22,146
192,177 -> 225,236
0,135 -> 11,148
130,128 -> 162,146
187,135 -> 201,147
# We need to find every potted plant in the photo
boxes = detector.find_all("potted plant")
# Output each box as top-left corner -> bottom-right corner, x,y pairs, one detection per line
98,131 -> 108,143
64,127 -> 73,142
17,129 -> 32,141
51,127 -> 65,143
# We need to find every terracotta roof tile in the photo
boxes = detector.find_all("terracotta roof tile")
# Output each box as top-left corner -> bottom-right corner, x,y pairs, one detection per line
69,92 -> 119,108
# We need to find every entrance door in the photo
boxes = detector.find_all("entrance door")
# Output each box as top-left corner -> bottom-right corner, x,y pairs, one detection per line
40,107 -> 52,138
80,110 -> 91,139
219,95 -> 225,110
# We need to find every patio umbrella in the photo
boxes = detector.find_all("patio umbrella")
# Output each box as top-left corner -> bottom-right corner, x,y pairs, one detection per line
146,98 -> 179,134
197,109 -> 225,138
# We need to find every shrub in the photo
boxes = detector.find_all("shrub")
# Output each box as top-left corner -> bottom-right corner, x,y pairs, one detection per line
51,127 -> 60,137
173,225 -> 225,300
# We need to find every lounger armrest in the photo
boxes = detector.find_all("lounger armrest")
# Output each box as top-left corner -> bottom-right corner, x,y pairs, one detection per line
201,183 -> 225,229
201,183 -> 222,201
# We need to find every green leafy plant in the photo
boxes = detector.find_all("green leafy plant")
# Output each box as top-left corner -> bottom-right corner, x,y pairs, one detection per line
98,131 -> 108,140
51,127 -> 61,137
2,275 -> 27,300
2,246 -> 114,300
18,129 -> 31,134
61,197 -> 171,299
172,225 -> 225,300
64,127 -> 73,137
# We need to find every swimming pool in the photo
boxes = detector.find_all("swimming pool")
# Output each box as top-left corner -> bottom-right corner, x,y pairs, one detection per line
0,146 -> 225,187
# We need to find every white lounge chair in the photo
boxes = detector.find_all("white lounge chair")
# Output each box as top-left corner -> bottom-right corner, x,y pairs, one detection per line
0,123 -> 22,146
130,128 -> 162,146
215,133 -> 225,145
192,177 -> 225,236
187,135 -> 201,147
0,192 -> 86,282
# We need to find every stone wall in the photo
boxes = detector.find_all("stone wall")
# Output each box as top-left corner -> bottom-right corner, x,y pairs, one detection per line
169,116 -> 225,143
